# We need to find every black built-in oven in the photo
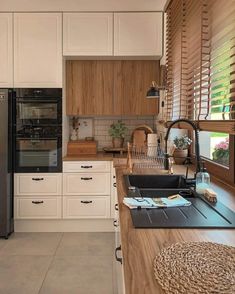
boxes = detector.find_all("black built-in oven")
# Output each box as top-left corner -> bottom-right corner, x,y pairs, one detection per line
14,88 -> 62,125
13,89 -> 62,173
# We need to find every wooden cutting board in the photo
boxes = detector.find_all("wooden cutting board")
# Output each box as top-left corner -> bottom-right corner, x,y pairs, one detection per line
132,130 -> 146,146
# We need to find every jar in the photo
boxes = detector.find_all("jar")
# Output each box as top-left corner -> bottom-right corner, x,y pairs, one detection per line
196,165 -> 210,194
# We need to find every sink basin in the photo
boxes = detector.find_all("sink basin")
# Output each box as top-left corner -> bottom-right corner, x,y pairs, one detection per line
124,174 -> 187,189
123,174 -> 235,229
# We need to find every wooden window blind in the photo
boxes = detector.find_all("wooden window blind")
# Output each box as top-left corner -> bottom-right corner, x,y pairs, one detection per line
165,0 -> 235,134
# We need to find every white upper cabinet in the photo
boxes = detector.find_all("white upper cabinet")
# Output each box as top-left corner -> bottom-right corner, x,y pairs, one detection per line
14,13 -> 62,88
114,12 -> 163,56
0,13 -> 13,87
63,13 -> 113,56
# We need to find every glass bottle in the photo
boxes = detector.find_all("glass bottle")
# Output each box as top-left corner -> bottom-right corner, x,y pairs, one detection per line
196,164 -> 210,194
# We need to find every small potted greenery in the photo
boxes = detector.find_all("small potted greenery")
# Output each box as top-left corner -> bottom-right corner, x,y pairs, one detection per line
173,135 -> 192,164
108,120 -> 128,148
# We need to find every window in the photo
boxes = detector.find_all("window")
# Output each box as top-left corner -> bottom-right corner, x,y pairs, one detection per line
165,0 -> 235,184
199,132 -> 229,167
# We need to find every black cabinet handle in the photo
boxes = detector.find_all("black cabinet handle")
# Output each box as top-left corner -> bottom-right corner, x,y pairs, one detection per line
113,220 -> 118,227
115,246 -> 122,264
115,203 -> 119,211
32,201 -> 44,204
32,178 -> 44,181
81,165 -> 93,169
113,183 -> 117,188
81,177 -> 92,180
81,200 -> 93,204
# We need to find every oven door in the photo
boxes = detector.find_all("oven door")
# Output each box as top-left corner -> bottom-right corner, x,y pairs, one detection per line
15,137 -> 62,172
15,98 -> 62,125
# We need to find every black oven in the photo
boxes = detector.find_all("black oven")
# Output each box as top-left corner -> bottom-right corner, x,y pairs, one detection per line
13,89 -> 62,173
14,126 -> 62,173
14,88 -> 62,125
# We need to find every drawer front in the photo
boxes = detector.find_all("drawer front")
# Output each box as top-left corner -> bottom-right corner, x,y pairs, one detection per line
63,173 -> 110,195
63,196 -> 110,219
63,161 -> 111,173
15,173 -> 62,196
15,197 -> 62,219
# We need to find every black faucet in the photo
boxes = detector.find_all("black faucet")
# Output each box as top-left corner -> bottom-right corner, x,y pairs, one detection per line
164,118 -> 202,175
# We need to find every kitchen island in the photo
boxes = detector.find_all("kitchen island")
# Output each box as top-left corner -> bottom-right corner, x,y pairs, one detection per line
115,165 -> 235,294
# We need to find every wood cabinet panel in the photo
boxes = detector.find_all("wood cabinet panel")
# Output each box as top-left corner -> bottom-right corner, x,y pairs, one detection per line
66,60 -> 113,115
66,60 -> 160,116
114,60 -> 159,115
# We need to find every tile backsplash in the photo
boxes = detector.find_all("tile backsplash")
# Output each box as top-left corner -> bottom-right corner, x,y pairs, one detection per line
70,116 -> 155,150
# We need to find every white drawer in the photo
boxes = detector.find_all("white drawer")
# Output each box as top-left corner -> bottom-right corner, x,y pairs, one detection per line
15,197 -> 62,219
63,173 -> 110,195
63,161 -> 111,173
63,196 -> 110,219
14,173 -> 62,196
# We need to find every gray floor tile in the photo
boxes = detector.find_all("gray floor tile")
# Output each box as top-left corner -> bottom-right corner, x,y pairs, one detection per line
0,255 -> 52,294
39,255 -> 113,294
0,233 -> 62,256
56,232 -> 115,256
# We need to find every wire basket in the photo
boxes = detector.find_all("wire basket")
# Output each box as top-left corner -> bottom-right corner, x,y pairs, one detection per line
127,142 -> 169,173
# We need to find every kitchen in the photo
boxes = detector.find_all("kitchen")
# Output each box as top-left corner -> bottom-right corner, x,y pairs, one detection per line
0,0 -> 234,293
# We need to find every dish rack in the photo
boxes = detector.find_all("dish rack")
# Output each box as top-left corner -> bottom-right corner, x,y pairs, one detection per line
127,142 -> 172,174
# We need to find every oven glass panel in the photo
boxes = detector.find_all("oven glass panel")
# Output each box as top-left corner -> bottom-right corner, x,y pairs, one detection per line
16,139 -> 58,168
17,102 -> 58,121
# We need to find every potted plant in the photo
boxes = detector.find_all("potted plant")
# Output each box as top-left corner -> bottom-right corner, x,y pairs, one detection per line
212,138 -> 229,166
108,120 -> 128,148
173,135 -> 192,164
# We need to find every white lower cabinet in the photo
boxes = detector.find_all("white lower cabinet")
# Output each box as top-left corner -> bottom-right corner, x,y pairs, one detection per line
15,173 -> 62,196
63,161 -> 112,220
15,196 -> 62,219
14,161 -> 113,224
63,196 -> 110,219
63,172 -> 110,195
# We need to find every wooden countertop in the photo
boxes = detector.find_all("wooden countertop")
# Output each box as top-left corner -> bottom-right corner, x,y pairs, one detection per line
63,152 -> 114,161
115,166 -> 235,294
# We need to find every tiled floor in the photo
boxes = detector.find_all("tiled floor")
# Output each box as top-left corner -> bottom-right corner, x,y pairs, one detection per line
0,232 -> 116,294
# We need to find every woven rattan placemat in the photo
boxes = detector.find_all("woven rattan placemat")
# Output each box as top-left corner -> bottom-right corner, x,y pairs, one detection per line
153,242 -> 235,294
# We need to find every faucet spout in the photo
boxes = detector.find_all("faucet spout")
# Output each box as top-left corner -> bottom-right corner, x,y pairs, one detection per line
164,119 -> 202,173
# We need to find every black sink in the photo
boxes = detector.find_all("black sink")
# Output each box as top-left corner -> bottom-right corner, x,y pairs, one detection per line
125,174 -> 187,189
123,174 -> 235,229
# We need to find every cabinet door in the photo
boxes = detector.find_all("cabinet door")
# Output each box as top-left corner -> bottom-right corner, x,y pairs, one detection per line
14,173 -> 62,196
114,60 -> 159,115
63,13 -> 113,56
15,197 -> 62,219
0,13 -> 13,87
63,196 -> 110,219
63,173 -> 110,196
66,60 -> 113,115
14,13 -> 62,88
114,12 -> 162,56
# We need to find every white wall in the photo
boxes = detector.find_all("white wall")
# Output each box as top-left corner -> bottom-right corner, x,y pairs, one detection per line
0,0 -> 166,12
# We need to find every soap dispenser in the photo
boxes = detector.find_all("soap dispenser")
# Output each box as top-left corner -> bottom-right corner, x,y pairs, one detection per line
196,163 -> 210,194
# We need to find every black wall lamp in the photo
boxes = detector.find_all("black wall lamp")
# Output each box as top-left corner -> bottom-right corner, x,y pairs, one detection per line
146,81 -> 166,99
